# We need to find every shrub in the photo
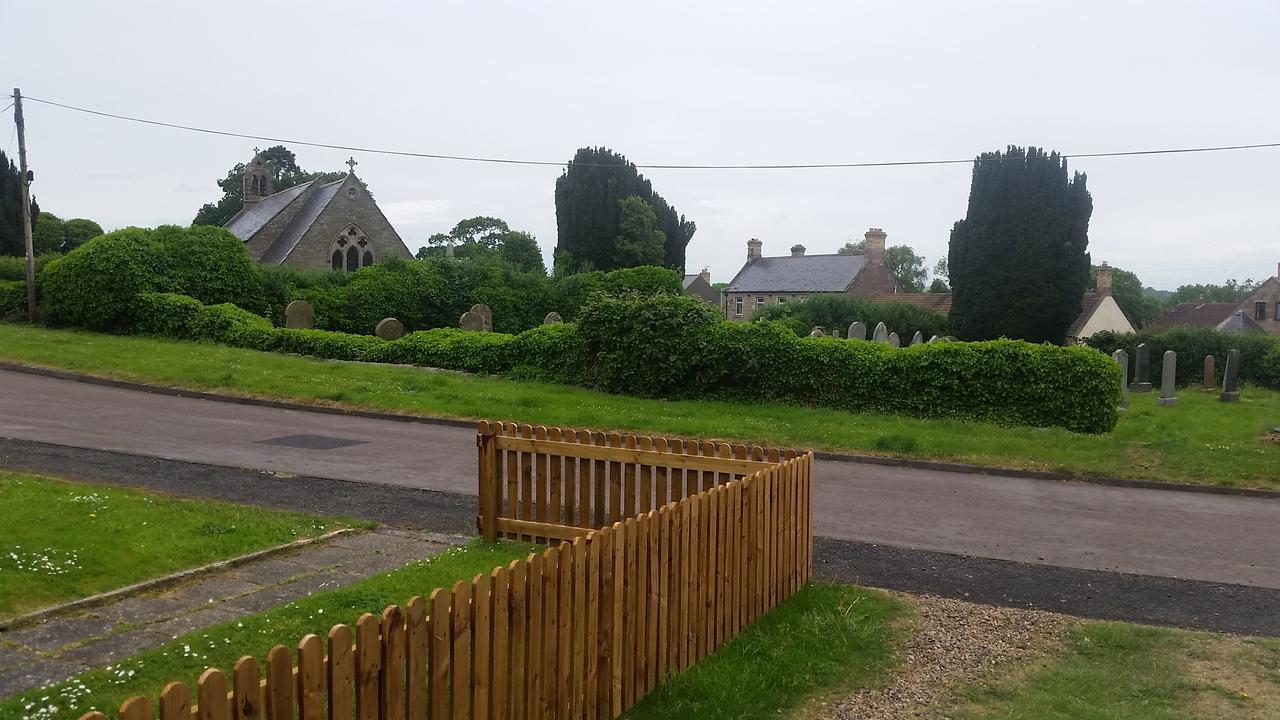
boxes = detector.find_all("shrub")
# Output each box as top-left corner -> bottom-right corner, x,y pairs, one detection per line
0,254 -> 62,281
753,294 -> 949,340
507,323 -> 586,383
150,225 -> 265,312
381,328 -> 516,376
1085,327 -> 1280,390
257,264 -> 349,326
577,292 -> 721,395
131,292 -> 204,338
269,328 -> 385,362
599,266 -> 683,296
333,258 -> 451,334
0,279 -> 25,317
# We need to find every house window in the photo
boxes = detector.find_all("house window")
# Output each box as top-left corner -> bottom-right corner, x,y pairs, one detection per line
778,297 -> 787,305
1257,302 -> 1267,321
755,297 -> 765,310
734,298 -> 743,316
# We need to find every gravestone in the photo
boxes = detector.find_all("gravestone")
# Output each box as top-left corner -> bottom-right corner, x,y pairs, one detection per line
375,317 -> 404,341
469,303 -> 493,332
888,332 -> 900,348
1157,350 -> 1177,407
832,328 -> 842,338
284,300 -> 314,330
1220,349 -> 1240,402
928,335 -> 940,343
1202,355 -> 1215,391
910,331 -> 924,346
459,311 -> 486,332
848,321 -> 866,341
808,327 -> 825,337
543,311 -> 563,325
1112,349 -> 1129,410
872,322 -> 889,343
1131,343 -> 1153,392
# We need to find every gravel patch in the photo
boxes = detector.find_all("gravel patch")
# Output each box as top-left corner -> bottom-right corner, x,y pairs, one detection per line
818,593 -> 1073,719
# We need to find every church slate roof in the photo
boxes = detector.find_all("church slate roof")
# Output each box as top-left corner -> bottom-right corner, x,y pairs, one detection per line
223,182 -> 312,241
258,179 -> 344,265
724,254 -> 865,293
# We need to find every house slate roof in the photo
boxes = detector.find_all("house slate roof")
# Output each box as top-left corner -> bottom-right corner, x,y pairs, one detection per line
1152,302 -> 1237,329
1215,310 -> 1266,334
874,292 -> 953,313
223,182 -> 312,241
724,253 -> 865,293
259,179 -> 345,264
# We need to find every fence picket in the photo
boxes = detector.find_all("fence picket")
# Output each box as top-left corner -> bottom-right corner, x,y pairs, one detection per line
490,565 -> 509,720
406,597 -> 428,720
196,668 -> 230,720
119,697 -> 152,720
429,588 -> 451,720
452,581 -> 472,720
535,426 -> 549,532
611,522 -> 625,718
265,645 -> 294,720
584,531 -> 600,720
527,552 -> 543,720
297,635 -> 325,720
540,547 -> 559,720
232,656 -> 261,720
572,537 -> 587,720
623,434 -> 637,520
159,682 -> 191,720
607,433 -> 623,524
327,625 -> 353,720
557,542 -> 573,720
472,573 -> 491,720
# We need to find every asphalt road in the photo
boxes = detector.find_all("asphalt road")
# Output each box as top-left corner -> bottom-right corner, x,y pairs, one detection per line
1,368 -> 1278,593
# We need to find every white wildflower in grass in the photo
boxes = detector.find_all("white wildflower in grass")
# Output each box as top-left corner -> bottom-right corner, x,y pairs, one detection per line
3,547 -> 81,576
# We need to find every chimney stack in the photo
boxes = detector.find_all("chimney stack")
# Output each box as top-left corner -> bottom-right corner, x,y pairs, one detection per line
699,267 -> 710,283
1275,261 -> 1279,278
790,244 -> 806,257
1096,261 -> 1112,297
747,238 -> 762,262
864,228 -> 887,265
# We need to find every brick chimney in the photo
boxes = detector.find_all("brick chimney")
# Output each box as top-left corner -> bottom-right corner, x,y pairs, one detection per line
864,228 -> 886,265
1275,261 -> 1279,278
790,244 -> 806,257
698,267 -> 710,283
1096,261 -> 1112,297
747,238 -> 762,263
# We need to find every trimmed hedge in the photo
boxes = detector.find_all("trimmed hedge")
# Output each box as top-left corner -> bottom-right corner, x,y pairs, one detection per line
1085,327 -> 1280,390
1,280 -> 25,317
753,293 -> 950,340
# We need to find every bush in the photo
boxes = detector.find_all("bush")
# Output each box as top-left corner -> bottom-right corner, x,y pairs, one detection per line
507,323 -> 586,383
0,279 -> 25,317
381,328 -> 516,375
1085,327 -> 1280,390
753,294 -> 949,340
577,292 -> 721,395
41,226 -> 266,330
0,254 -> 62,281
599,266 -> 683,296
130,292 -> 271,343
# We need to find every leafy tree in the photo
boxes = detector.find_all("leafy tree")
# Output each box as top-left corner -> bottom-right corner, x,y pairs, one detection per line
192,145 -> 352,227
1089,264 -> 1163,328
32,212 -> 64,254
1169,280 -> 1260,304
932,258 -> 948,282
0,150 -> 39,256
928,278 -> 950,293
948,146 -> 1093,343
884,245 -> 927,292
837,239 -> 865,255
554,147 -> 695,273
612,196 -> 665,267
62,218 -> 104,251
416,216 -> 547,274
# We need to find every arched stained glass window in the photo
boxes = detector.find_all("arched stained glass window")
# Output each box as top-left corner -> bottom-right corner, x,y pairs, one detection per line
346,246 -> 359,272
362,251 -> 374,267
331,250 -> 343,270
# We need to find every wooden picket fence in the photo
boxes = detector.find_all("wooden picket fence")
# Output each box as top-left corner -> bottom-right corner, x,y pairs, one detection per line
82,423 -> 813,720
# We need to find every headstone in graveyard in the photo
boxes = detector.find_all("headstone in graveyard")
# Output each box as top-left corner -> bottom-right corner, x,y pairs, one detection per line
1157,350 -> 1177,407
808,327 -> 825,337
460,310 -> 486,332
1112,349 -> 1130,410
375,317 -> 404,341
469,303 -> 493,332
888,332 -> 901,348
911,331 -> 924,346
872,322 -> 889,343
1131,343 -> 1153,393
928,335 -> 940,343
1219,348 -> 1240,402
284,299 -> 314,330
1202,355 -> 1216,391
848,321 -> 866,341
543,311 -> 563,325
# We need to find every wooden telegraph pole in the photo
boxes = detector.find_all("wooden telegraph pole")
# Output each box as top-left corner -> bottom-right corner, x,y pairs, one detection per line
12,88 -> 36,322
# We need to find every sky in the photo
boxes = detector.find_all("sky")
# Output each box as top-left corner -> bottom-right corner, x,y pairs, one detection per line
3,0 -> 1278,290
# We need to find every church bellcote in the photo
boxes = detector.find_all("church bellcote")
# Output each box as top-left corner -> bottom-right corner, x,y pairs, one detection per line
242,149 -> 274,205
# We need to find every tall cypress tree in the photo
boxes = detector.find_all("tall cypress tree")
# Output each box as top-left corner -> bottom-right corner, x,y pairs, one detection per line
0,150 -> 40,256
553,147 -> 695,273
948,146 -> 1092,343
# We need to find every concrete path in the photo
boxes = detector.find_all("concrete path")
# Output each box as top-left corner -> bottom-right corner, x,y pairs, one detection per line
1,369 -> 1278,591
0,527 -> 462,699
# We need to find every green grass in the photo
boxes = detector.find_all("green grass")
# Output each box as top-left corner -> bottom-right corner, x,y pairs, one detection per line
0,471 -> 366,620
2,323 -> 1279,489
624,583 -> 903,719
2,540 -> 536,720
945,622 -> 1280,719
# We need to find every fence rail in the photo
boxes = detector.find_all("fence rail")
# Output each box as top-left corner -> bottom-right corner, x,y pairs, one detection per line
83,422 -> 813,720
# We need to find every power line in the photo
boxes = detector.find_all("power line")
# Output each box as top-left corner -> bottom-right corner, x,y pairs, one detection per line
21,94 -> 1280,170
0,103 -> 13,114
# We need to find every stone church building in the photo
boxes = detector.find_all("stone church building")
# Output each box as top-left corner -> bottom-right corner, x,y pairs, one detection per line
224,151 -> 412,270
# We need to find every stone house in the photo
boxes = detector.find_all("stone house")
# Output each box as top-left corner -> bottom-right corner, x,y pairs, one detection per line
1153,263 -> 1280,335
720,227 -> 899,321
224,151 -> 413,270
1237,265 -> 1280,336
682,269 -> 719,304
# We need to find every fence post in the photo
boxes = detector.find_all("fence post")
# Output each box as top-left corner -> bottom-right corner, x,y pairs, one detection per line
478,422 -> 499,541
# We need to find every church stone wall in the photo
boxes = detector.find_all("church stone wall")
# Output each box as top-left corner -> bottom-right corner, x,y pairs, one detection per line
285,177 -> 412,269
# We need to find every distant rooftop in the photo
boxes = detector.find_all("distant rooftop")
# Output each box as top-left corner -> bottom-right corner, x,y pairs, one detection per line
725,253 -> 865,293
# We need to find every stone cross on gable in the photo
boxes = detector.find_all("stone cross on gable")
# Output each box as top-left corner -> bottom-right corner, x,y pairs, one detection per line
345,156 -> 358,173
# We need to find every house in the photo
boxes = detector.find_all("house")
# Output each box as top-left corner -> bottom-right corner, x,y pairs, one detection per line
1152,263 -> 1280,335
721,227 -> 899,321
682,269 -> 719,304
224,151 -> 413,270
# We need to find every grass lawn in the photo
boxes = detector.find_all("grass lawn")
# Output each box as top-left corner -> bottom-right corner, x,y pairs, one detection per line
944,621 -> 1280,720
0,471 -> 366,620
624,583 -> 903,719
2,540 -> 537,720
1,324 -> 1279,489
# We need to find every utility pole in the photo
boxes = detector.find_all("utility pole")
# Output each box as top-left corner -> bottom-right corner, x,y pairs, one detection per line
13,88 -> 35,322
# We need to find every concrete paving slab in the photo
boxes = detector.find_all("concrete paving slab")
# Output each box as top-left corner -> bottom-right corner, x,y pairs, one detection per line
1,617 -> 120,653
58,630 -> 171,666
0,658 -> 86,699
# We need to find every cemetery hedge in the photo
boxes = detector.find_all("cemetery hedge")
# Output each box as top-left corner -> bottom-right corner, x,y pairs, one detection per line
753,293 -> 950,339
1086,328 -> 1280,390
0,279 -> 22,316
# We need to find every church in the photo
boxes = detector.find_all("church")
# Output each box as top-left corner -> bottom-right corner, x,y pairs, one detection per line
224,151 -> 413,270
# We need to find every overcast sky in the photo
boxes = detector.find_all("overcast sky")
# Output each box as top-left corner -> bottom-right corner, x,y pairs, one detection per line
4,1 -> 1277,289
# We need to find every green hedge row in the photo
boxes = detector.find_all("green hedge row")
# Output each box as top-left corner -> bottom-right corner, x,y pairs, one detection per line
130,291 -> 1120,434
0,280 -> 24,317
1085,328 -> 1280,390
